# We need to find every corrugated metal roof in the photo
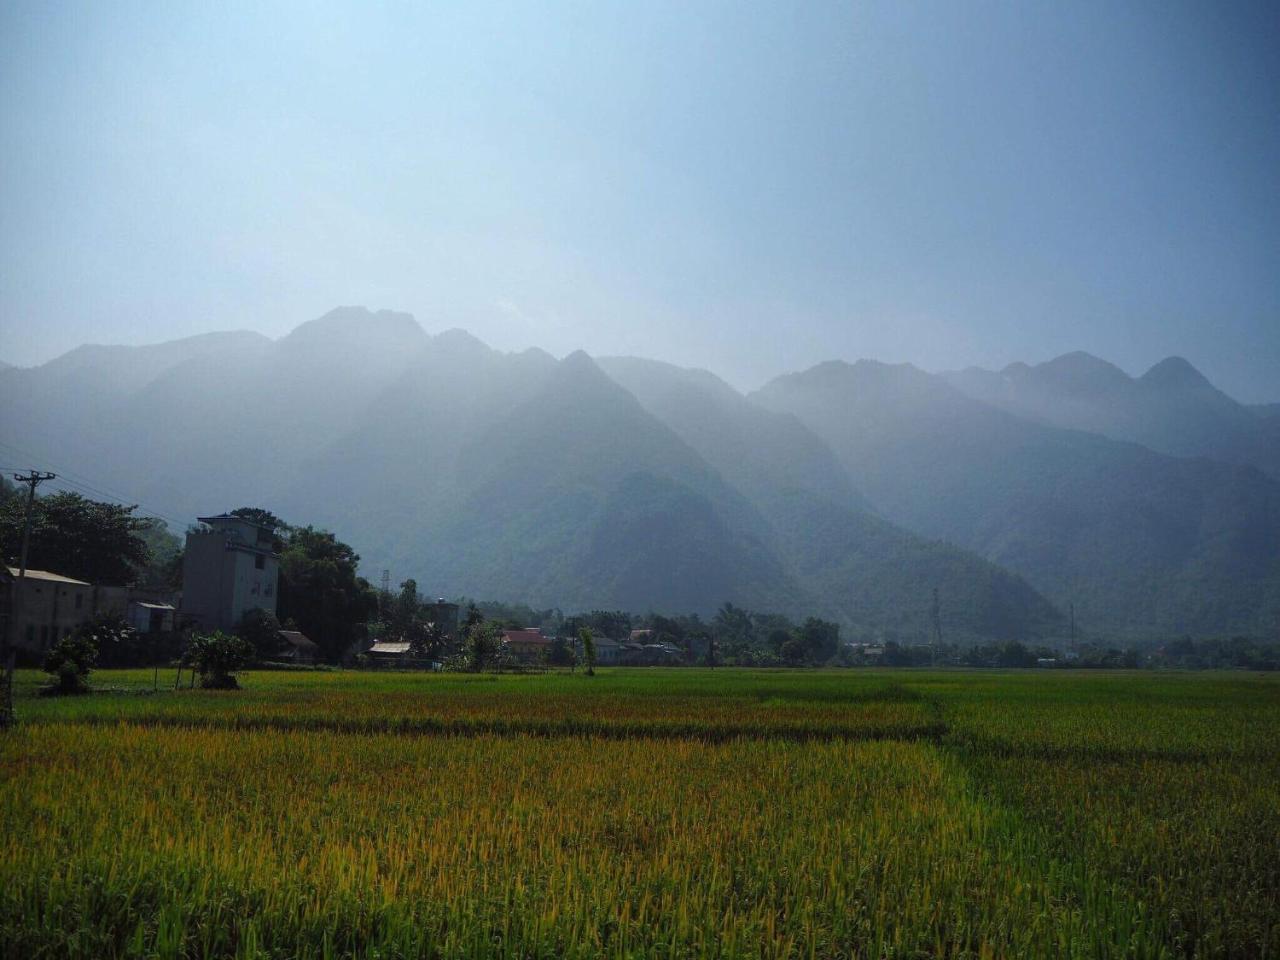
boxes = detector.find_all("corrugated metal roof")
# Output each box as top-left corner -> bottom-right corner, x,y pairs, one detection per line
502,629 -> 551,645
277,630 -> 318,650
369,640 -> 412,654
5,567 -> 90,585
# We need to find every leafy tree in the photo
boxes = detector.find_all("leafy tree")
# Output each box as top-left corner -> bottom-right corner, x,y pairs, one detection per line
712,602 -> 755,661
545,636 -> 577,667
238,608 -> 284,661
43,627 -> 102,693
185,630 -> 253,689
579,626 -> 597,676
277,525 -> 378,663
465,621 -> 502,672
84,613 -> 145,668
797,618 -> 840,664
0,492 -> 149,584
766,628 -> 793,655
780,636 -> 808,666
229,507 -> 289,551
582,610 -> 631,640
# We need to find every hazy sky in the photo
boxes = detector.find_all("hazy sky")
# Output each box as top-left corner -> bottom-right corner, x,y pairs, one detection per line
2,1 -> 1277,400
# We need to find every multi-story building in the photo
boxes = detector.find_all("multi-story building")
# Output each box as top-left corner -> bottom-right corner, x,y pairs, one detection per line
180,514 -> 280,632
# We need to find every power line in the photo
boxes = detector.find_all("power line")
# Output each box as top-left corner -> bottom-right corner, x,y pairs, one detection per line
0,439 -> 165,510
0,440 -> 185,528
46,475 -> 185,529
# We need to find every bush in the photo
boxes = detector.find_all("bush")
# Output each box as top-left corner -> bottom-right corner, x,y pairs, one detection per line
185,630 -> 253,689
42,629 -> 99,694
238,608 -> 284,661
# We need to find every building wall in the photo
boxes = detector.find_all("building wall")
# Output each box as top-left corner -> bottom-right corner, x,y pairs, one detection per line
8,578 -> 92,654
181,521 -> 279,632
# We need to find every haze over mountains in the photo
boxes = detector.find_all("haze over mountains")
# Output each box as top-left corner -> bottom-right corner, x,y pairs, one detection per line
2,307 -> 1276,642
941,353 -> 1280,480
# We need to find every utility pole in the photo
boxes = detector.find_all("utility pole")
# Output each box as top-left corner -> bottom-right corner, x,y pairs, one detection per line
930,587 -> 942,667
379,569 -> 391,620
2,470 -> 56,727
1069,602 -> 1076,651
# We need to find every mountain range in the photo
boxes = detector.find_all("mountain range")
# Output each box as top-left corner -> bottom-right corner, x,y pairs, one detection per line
2,307 -> 1276,641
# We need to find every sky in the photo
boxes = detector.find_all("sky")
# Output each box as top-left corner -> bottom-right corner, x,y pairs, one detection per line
1,1 -> 1277,401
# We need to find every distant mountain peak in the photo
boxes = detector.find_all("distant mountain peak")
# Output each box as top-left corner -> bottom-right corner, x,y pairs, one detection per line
282,306 -> 424,345
560,349 -> 599,371
431,327 -> 494,358
1140,356 -> 1212,391
1034,351 -> 1132,393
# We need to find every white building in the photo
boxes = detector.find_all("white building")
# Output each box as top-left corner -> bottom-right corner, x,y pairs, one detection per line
180,514 -> 279,632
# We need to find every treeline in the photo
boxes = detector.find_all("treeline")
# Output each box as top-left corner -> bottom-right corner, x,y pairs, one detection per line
453,601 -> 843,667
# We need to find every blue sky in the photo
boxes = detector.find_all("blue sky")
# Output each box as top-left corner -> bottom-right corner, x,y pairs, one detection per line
1,0 -> 1277,400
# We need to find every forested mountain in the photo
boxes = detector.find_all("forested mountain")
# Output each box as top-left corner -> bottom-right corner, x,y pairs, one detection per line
754,361 -> 1280,638
941,352 -> 1280,479
597,356 -> 1061,641
0,308 -> 1061,640
3,306 -> 1273,640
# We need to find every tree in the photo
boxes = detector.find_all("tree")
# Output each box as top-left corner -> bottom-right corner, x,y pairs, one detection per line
84,613 -> 145,668
780,636 -> 808,666
238,608 -> 284,661
465,621 -> 502,672
579,626 -> 597,676
277,525 -> 377,662
797,618 -> 840,664
712,603 -> 755,661
0,491 -> 150,584
229,507 -> 289,551
392,578 -> 432,651
185,630 -> 253,689
43,628 -> 100,694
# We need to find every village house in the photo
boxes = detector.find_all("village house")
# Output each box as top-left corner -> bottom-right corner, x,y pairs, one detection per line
127,600 -> 176,635
0,566 -> 178,661
502,627 -> 553,663
592,636 -> 623,664
180,514 -> 279,632
276,629 -> 319,665
2,567 -> 94,658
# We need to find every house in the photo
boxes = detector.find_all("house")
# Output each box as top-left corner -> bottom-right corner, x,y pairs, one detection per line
502,627 -> 553,663
127,600 -> 176,634
1,566 -> 181,664
276,629 -> 319,665
593,637 -> 623,664
180,514 -> 280,632
2,567 -> 94,658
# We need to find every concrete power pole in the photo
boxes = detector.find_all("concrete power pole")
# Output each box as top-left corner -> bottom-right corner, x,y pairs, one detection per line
2,470 -> 56,727
930,587 -> 942,667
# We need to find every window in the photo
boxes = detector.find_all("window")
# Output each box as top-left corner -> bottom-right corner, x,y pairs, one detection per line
40,625 -> 48,645
25,625 -> 34,645
255,554 -> 265,570
75,592 -> 83,610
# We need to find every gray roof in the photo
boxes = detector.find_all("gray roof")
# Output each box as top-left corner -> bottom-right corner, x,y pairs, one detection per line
369,640 -> 412,654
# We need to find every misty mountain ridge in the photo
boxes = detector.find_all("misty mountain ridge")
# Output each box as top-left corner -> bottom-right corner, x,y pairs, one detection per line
3,306 -> 1276,640
754,359 -> 1280,638
942,351 -> 1280,480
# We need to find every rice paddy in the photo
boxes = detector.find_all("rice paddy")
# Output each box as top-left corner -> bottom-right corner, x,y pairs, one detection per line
2,668 -> 1277,958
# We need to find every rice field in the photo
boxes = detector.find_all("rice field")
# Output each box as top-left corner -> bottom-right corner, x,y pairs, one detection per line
2,668 -> 1278,958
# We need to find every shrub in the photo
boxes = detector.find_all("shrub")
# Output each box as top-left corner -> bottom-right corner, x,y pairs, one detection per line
42,629 -> 99,694
185,630 -> 253,689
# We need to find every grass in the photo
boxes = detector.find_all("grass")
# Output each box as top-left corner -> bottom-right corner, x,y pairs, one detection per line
2,667 -> 1278,958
